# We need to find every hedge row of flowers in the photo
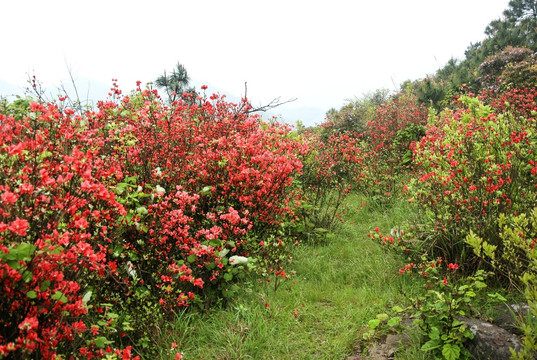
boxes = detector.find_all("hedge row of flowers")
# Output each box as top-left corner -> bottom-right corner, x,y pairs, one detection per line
0,84 -> 308,359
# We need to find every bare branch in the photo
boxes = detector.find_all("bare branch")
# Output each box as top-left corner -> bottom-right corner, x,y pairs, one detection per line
241,82 -> 297,114
64,58 -> 83,113
247,96 -> 298,113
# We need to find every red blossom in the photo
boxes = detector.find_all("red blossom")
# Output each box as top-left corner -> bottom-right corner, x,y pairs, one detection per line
7,218 -> 29,236
1,191 -> 18,205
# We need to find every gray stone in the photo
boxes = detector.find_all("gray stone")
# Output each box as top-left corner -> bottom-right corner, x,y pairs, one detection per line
348,309 -> 535,360
493,303 -> 533,334
461,316 -> 523,360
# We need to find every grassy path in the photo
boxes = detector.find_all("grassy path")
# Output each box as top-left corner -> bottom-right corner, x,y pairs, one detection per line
159,195 -> 420,359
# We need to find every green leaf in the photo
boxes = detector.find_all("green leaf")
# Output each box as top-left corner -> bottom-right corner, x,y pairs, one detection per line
465,290 -> 476,298
187,254 -> 197,263
107,312 -> 119,319
368,319 -> 380,329
82,291 -> 92,304
7,260 -> 20,270
429,327 -> 440,340
421,339 -> 441,352
26,291 -> 37,299
115,183 -> 128,194
442,343 -> 461,360
376,313 -> 389,322
209,239 -> 222,248
22,270 -> 33,283
125,176 -> 138,184
488,292 -> 507,302
51,291 -> 68,303
223,273 -> 233,281
136,206 -> 148,215
2,243 -> 36,261
387,316 -> 402,327
229,256 -> 248,265
93,336 -> 112,349
40,280 -> 50,291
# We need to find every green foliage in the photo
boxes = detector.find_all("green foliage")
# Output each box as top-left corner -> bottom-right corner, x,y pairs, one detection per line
512,271 -> 537,360
392,123 -> 426,168
410,270 -> 488,360
465,209 -> 537,359
155,62 -> 196,103
376,261 -> 501,360
362,308 -> 404,341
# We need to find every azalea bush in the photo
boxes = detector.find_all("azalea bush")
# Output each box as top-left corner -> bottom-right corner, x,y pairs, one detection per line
0,83 -> 306,358
298,131 -> 362,238
369,225 -> 509,360
401,265 -> 496,360
480,86 -> 537,120
355,91 -> 428,205
406,94 -> 537,273
0,98 -> 134,358
90,84 -> 305,306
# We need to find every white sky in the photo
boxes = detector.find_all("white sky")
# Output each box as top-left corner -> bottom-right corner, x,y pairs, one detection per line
1,0 -> 509,126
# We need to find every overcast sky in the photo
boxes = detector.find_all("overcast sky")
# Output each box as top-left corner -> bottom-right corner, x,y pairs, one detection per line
1,0 -> 510,126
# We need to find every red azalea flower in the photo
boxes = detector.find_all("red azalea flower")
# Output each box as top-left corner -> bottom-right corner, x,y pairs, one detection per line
8,218 -> 29,236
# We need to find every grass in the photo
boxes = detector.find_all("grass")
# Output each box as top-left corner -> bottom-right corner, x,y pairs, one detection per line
156,194 -> 425,360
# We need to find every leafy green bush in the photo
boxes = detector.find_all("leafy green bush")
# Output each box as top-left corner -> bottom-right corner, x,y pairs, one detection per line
465,209 -> 537,359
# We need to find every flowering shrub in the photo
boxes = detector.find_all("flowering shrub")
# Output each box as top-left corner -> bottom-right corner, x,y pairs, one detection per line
478,46 -> 537,89
0,83 -> 305,358
406,95 -> 537,272
298,131 -> 362,236
355,91 -> 428,204
366,226 -> 498,360
480,86 -> 537,120
0,98 -> 132,358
